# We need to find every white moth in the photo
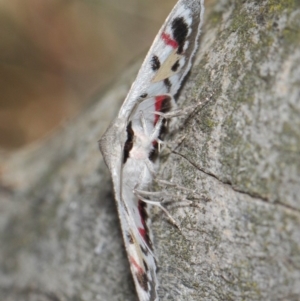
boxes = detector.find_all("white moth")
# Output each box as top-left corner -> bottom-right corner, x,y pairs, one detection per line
99,1 -> 204,300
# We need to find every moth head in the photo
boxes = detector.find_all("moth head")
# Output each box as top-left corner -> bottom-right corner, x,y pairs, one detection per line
99,117 -> 128,177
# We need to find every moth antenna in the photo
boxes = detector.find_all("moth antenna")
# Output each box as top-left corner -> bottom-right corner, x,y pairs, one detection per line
134,188 -> 164,197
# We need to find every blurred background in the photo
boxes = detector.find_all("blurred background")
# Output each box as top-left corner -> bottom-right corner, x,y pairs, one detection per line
0,0 -> 176,150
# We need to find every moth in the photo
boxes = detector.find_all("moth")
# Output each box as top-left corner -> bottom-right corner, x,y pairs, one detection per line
99,1 -> 204,300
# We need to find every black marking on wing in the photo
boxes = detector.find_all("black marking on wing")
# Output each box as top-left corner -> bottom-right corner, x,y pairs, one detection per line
149,119 -> 168,162
140,93 -> 148,98
143,260 -> 149,272
172,17 -> 189,54
138,201 -> 153,250
123,121 -> 134,163
149,145 -> 158,163
160,96 -> 172,113
141,244 -> 149,256
127,232 -> 134,244
164,78 -> 172,92
136,271 -> 149,291
171,59 -> 180,72
149,96 -> 172,162
151,55 -> 161,71
158,119 -> 168,141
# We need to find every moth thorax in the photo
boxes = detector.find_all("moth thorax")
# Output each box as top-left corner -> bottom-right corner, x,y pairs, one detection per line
130,130 -> 154,160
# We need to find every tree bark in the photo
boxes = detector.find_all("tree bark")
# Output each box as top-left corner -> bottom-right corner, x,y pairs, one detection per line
1,1 -> 300,300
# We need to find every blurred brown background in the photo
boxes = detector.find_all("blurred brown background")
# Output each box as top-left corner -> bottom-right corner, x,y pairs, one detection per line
0,0 -> 176,150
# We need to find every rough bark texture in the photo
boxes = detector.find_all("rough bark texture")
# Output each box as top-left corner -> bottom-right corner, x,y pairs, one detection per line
1,1 -> 300,300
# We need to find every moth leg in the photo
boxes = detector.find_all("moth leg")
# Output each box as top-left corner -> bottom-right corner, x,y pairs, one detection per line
134,186 -> 208,221
134,191 -> 182,232
156,179 -> 196,192
158,133 -> 187,156
134,188 -> 164,198
150,115 -> 167,154
154,178 -> 210,203
150,115 -> 165,141
152,101 -> 204,119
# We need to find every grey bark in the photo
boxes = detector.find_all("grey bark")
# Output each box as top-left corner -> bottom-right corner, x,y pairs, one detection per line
1,1 -> 300,300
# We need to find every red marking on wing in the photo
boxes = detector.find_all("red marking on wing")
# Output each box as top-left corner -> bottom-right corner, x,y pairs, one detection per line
130,255 -> 143,274
138,200 -> 147,240
154,95 -> 166,124
161,32 -> 178,49
138,227 -> 147,239
152,140 -> 158,148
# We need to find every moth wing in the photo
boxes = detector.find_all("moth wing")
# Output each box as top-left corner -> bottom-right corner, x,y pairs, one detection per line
118,0 -> 205,120
112,182 -> 158,301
